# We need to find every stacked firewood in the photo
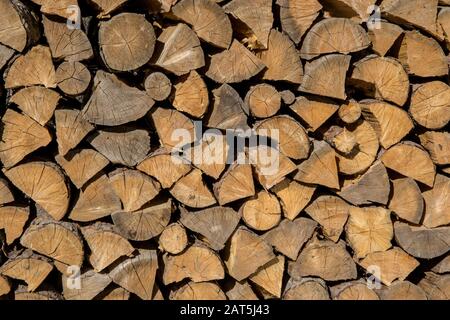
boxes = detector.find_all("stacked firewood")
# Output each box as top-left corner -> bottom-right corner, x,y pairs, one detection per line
0,0 -> 449,300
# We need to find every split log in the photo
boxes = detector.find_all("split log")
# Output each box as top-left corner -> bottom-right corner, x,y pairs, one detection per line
62,269 -> 111,300
388,178 -> 424,224
249,255 -> 284,298
15,286 -> 62,300
240,191 -> 281,231
419,131 -> 450,165
20,218 -> 84,269
137,149 -> 191,189
172,71 -> 208,118
345,206 -> 393,258
359,247 -> 420,286
418,272 -> 450,300
0,109 -> 52,168
55,109 -> 94,156
145,72 -> 172,102
300,54 -> 351,100
350,55 -> 410,106
169,169 -> 216,208
82,71 -> 154,126
294,140 -> 339,189
255,115 -> 310,160
331,281 -> 379,300
152,24 -> 205,76
300,18 -> 370,60
69,174 -> 122,222
338,100 -> 361,124
0,206 -> 29,244
422,174 -> 450,228
0,178 -> 14,205
376,281 -> 427,300
439,8 -> 450,49
394,222 -> 450,259
224,227 -> 275,281
0,44 -> 14,70
276,0 -> 322,45
109,250 -> 158,300
88,127 -> 151,167
329,121 -> 379,175
88,0 -> 127,18
337,161 -> 390,206
224,281 -> 258,300
32,0 -> 78,19
56,61 -> 91,96
290,96 -> 339,132
109,169 -> 160,212
111,198 -> 173,241
224,0 -> 273,49
272,179 -> 316,221
99,13 -> 155,71
257,30 -> 303,84
245,84 -> 281,119
410,81 -> 450,130
100,287 -> 130,300
304,195 -> 351,242
151,108 -> 195,150
288,237 -> 357,281
206,40 -> 265,83
5,45 -> 56,89
158,223 -> 188,254
283,278 -> 330,300
4,162 -> 69,221
55,149 -> 109,189
213,163 -> 255,206
262,218 -> 317,260
163,242 -> 224,284
360,100 -> 413,149
81,222 -> 134,272
180,206 -> 241,251
0,250 -> 53,291
432,255 -> 450,274
42,16 -> 93,62
381,142 -> 436,187
10,86 -> 60,126
0,0 -> 39,52
398,31 -> 448,77
0,276 -> 10,297
170,282 -> 226,300
368,21 -> 403,57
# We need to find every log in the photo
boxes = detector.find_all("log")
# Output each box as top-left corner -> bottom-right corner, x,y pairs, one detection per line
170,282 -> 226,300
82,71 -> 154,126
410,81 -> 450,130
100,287 -> 130,300
43,16 -> 93,62
55,109 -> 94,156
388,178 -> 424,224
4,162 -> 69,221
224,281 -> 258,300
350,55 -> 410,106
359,247 -> 419,286
162,242 -> 224,284
299,54 -> 351,100
10,86 -> 60,126
439,8 -> 450,49
172,71 -> 208,118
0,276 -> 10,297
305,195 -> 351,242
0,44 -> 14,70
338,100 -> 361,124
368,21 -> 403,57
111,198 -> 173,241
55,149 -> 109,189
381,142 -> 436,187
213,163 -> 255,206
283,278 -> 330,300
5,45 -> 56,89
345,206 -> 393,258
99,13 -> 155,71
88,0 -> 127,18
62,269 -> 111,300
0,178 -> 14,205
290,96 -> 339,132
180,206 -> 240,251
288,237 -> 357,281
240,191 -> 281,231
249,255 -> 284,298
145,72 -> 172,102
0,206 -> 29,244
245,84 -> 281,119
376,281 -> 427,300
169,169 -> 216,208
0,109 -> 52,168
56,61 -> 91,96
15,286 -> 62,300
158,223 -> 188,255
81,223 -> 134,272
422,174 -> 450,228
418,272 -> 450,300
432,255 -> 450,274
300,18 -> 370,60
331,281 -> 379,300
419,131 -> 450,165
272,179 -> 316,221
32,0 -> 78,19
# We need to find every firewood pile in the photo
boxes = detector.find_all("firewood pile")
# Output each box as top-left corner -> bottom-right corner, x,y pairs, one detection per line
0,0 -> 449,300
